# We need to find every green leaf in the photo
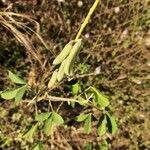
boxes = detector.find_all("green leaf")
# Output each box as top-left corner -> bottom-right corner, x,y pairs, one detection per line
1,88 -> 19,100
15,85 -> 27,105
91,87 -> 109,108
23,123 -> 38,141
76,96 -> 88,106
32,143 -> 44,150
8,71 -> 26,84
106,113 -> 117,134
97,114 -> 107,136
76,114 -> 89,122
84,114 -> 92,134
99,140 -> 109,150
84,142 -> 93,150
43,116 -> 53,136
35,112 -> 52,122
72,82 -> 80,95
52,112 -> 64,125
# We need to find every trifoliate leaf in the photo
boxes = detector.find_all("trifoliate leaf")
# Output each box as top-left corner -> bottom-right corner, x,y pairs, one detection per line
72,82 -> 80,95
1,88 -> 19,100
76,96 -> 88,106
52,112 -> 64,125
76,114 -> 89,122
97,114 -> 107,136
15,85 -> 27,105
99,140 -> 109,150
43,116 -> 53,136
35,112 -> 52,122
84,114 -> 92,134
23,124 -> 38,141
8,71 -> 26,84
91,87 -> 109,108
32,143 -> 44,150
106,113 -> 117,134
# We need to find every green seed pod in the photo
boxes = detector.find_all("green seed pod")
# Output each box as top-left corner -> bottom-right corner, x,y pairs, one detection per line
53,41 -> 74,65
48,70 -> 58,88
57,59 -> 66,81
64,39 -> 82,76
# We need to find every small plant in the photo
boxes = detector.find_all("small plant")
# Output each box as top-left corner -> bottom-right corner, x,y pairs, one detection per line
1,71 -> 27,105
0,0 -> 117,148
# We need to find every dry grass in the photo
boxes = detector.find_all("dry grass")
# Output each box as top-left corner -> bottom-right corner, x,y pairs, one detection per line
0,0 -> 150,149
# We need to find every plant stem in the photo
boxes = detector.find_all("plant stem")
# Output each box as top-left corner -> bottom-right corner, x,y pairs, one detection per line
75,0 -> 100,40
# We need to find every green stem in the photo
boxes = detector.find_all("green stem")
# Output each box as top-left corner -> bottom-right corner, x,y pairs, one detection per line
75,0 -> 100,40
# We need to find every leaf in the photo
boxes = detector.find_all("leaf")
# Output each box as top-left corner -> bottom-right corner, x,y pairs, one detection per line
84,114 -> 92,134
99,140 -> 109,150
43,116 -> 53,136
77,96 -> 88,106
84,142 -> 93,150
1,88 -> 19,100
91,87 -> 109,108
72,82 -> 80,95
23,124 -> 38,141
48,70 -> 58,89
35,112 -> 51,122
52,112 -> 64,125
32,143 -> 44,150
15,85 -> 27,105
8,71 -> 26,84
53,40 -> 74,65
106,113 -> 117,134
97,114 -> 107,136
76,114 -> 89,122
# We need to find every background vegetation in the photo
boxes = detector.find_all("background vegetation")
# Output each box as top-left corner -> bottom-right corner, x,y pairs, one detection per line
0,0 -> 150,149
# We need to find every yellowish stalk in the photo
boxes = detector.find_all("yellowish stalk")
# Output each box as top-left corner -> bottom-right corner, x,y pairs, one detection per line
75,0 -> 100,40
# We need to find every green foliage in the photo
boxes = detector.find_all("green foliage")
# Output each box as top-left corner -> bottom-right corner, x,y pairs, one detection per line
76,113 -> 92,134
0,71 -> 27,105
35,112 -> 52,122
15,85 -> 28,105
84,114 -> 92,134
97,114 -> 107,136
106,113 -> 117,134
91,87 -> 109,108
76,114 -> 89,122
1,88 -> 20,100
23,123 -> 38,141
41,112 -> 64,136
43,116 -> 53,136
84,142 -> 93,150
8,71 -> 26,84
99,140 -> 109,150
32,143 -> 44,150
76,96 -> 88,106
72,82 -> 80,95
52,112 -> 64,125
1,85 -> 27,104
0,0 -> 120,148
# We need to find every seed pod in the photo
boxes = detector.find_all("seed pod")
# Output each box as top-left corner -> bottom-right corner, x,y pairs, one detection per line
48,70 -> 58,88
64,39 -> 82,76
53,41 -> 74,65
57,59 -> 66,81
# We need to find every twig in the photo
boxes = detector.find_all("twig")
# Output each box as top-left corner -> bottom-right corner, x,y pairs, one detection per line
75,0 -> 100,40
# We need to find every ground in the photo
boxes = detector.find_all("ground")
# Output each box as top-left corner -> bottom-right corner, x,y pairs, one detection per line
0,0 -> 150,150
